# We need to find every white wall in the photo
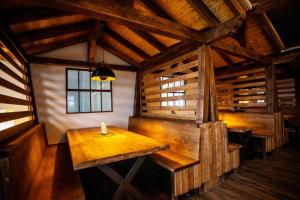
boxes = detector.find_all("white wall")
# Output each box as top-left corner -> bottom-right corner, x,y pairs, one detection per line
31,43 -> 136,144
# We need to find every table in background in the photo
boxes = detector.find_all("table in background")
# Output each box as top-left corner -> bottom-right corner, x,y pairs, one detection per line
228,127 -> 253,160
67,126 -> 169,200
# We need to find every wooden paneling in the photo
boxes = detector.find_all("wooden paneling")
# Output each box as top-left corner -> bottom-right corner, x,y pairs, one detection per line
276,78 -> 296,114
216,66 -> 267,113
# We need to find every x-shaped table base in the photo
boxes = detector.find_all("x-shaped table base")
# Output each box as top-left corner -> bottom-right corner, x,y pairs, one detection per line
97,155 -> 151,200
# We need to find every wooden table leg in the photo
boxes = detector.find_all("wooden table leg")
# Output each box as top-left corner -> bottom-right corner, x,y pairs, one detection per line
97,156 -> 149,200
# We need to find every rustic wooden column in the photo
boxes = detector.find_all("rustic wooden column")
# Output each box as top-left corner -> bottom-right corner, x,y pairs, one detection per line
266,63 -> 278,113
197,45 -> 218,123
133,71 -> 141,117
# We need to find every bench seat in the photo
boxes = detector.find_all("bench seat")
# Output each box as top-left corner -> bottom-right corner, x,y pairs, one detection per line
151,150 -> 200,172
27,144 -> 85,200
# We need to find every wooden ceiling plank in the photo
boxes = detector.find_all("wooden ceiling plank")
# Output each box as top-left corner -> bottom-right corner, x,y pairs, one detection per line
139,0 -> 174,21
88,20 -> 104,64
41,0 -> 205,42
97,40 -> 141,68
28,56 -> 137,72
223,0 -> 240,16
212,41 -> 271,64
103,26 -> 151,60
26,35 -> 87,55
130,29 -> 167,52
17,20 -> 94,44
186,0 -> 220,27
215,49 -> 234,67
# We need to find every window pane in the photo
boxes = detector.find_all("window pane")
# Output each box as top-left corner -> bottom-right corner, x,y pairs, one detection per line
91,79 -> 101,90
68,70 -> 78,89
79,71 -> 90,89
102,81 -> 111,90
102,92 -> 112,111
91,92 -> 101,112
80,92 -> 90,112
67,91 -> 79,112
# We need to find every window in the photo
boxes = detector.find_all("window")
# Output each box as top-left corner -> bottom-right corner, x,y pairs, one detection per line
160,76 -> 185,107
66,68 -> 113,113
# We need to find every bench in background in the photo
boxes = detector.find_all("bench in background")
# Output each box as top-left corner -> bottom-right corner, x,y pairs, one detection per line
219,112 -> 288,153
0,123 -> 85,200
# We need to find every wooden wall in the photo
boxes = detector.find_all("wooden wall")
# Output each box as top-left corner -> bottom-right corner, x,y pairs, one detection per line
141,50 -> 199,120
216,66 -> 267,113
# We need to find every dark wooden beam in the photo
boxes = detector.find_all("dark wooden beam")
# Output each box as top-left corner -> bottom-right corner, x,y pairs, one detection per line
18,20 -> 94,44
130,29 -> 167,52
26,35 -> 87,55
103,26 -> 151,60
88,21 -> 104,64
205,16 -> 245,43
266,64 -> 277,113
252,0 -> 287,14
212,41 -> 271,64
29,56 -> 138,72
215,48 -> 234,67
231,20 -> 248,48
223,0 -> 240,16
139,0 -> 174,21
41,0 -> 206,42
1,7 -> 70,25
97,40 -> 141,68
141,41 -> 198,70
186,0 -> 220,27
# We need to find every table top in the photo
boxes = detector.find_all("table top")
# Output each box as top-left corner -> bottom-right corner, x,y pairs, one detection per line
228,127 -> 252,133
67,126 -> 169,170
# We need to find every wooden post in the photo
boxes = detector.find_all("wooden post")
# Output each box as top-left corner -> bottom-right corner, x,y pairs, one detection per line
197,45 -> 210,123
266,63 -> 277,113
133,71 -> 141,117
209,47 -> 219,121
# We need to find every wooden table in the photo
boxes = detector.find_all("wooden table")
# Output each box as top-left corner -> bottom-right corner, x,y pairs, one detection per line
67,126 -> 169,200
228,127 -> 253,159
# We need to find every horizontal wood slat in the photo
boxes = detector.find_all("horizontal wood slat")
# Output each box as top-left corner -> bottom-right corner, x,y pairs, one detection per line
142,105 -> 196,111
0,111 -> 33,123
144,94 -> 197,103
0,120 -> 35,142
0,62 -> 28,85
142,83 -> 198,96
0,47 -> 26,76
0,94 -> 31,105
216,68 -> 265,80
0,77 -> 30,96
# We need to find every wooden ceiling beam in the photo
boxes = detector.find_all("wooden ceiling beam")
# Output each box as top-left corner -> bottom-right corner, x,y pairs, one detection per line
215,49 -> 234,67
103,27 -> 151,60
212,41 -> 271,64
186,0 -> 220,27
252,0 -> 287,14
28,56 -> 137,72
97,40 -> 141,68
223,0 -> 240,16
88,20 -> 104,64
41,0 -> 205,42
130,29 -> 167,52
139,0 -> 174,21
26,35 -> 87,55
17,20 -> 94,44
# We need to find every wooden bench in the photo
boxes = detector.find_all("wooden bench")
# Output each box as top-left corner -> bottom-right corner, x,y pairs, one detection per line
129,117 -> 241,199
129,117 -> 201,200
219,112 -> 288,155
0,123 -> 85,200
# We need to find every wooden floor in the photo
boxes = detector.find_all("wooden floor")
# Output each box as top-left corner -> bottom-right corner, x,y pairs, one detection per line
80,135 -> 300,200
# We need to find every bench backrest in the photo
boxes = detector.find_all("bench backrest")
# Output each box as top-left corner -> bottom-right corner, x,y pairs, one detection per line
0,123 -> 47,200
219,112 -> 275,136
128,117 -> 201,160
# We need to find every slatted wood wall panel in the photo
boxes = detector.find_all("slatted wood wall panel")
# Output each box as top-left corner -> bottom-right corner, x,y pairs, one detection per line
276,78 -> 296,113
0,39 -> 35,142
141,50 -> 199,120
216,67 -> 268,113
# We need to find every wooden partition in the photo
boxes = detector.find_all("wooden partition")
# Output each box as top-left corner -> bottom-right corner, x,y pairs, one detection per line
216,66 -> 267,113
129,117 -> 240,193
141,50 -> 199,120
276,78 -> 296,113
219,112 -> 288,152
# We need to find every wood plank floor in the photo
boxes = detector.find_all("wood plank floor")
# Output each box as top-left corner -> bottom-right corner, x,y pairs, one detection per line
186,139 -> 300,200
80,137 -> 300,200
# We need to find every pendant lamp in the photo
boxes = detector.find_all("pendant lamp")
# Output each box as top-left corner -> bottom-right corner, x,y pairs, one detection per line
91,49 -> 116,81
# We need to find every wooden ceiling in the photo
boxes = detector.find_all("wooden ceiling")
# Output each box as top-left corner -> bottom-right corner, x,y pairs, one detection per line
0,0 -> 282,71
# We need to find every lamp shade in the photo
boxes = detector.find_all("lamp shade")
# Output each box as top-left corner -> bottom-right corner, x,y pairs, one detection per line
91,63 -> 116,81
